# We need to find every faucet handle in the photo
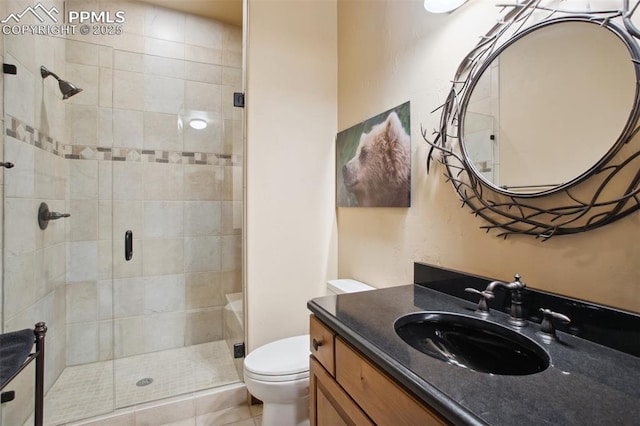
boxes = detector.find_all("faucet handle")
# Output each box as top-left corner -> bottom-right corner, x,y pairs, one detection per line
465,288 -> 494,314
539,308 -> 570,340
513,273 -> 525,288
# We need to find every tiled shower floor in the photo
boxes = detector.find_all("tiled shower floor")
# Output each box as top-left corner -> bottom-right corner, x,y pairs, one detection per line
44,341 -> 240,426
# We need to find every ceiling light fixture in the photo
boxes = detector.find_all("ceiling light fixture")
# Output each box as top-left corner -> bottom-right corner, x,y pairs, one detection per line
423,0 -> 470,13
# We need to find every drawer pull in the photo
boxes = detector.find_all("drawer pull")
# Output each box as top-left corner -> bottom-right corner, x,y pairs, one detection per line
313,338 -> 322,351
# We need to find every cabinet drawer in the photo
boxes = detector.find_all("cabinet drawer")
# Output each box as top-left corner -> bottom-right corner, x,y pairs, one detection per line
310,357 -> 374,426
335,337 -> 447,426
310,315 -> 335,376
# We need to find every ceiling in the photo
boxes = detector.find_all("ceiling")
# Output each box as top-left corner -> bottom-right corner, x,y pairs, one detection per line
136,0 -> 243,27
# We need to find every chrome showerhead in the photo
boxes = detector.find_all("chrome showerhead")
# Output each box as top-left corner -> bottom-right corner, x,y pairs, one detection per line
40,66 -> 83,100
58,79 -> 83,99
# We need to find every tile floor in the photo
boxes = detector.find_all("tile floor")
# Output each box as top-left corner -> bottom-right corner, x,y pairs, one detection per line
156,404 -> 262,426
44,341 -> 240,425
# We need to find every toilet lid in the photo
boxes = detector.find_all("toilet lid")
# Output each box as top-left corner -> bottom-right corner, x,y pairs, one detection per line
244,334 -> 310,376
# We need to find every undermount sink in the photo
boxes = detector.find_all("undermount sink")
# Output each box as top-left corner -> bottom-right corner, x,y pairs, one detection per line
395,312 -> 550,375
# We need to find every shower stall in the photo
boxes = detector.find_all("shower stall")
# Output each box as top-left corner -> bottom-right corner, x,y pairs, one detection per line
0,2 -> 244,425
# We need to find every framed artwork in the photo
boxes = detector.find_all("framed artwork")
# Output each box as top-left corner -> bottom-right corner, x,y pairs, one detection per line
337,101 -> 411,207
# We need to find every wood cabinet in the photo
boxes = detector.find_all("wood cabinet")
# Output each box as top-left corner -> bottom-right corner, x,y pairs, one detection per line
310,313 -> 335,376
309,315 -> 448,426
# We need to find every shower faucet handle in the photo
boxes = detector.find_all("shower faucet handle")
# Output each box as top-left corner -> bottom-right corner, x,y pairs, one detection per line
38,202 -> 70,230
47,211 -> 70,220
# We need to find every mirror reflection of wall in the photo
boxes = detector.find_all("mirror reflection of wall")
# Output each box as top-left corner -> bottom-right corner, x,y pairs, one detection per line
463,21 -> 636,194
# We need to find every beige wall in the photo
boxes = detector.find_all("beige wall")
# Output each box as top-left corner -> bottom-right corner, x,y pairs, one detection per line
337,0 -> 640,313
245,0 -> 338,351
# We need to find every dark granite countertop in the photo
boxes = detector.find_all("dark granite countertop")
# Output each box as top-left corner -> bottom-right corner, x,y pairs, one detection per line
307,284 -> 640,425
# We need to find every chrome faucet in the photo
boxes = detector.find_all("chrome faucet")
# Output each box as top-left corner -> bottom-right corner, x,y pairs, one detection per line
466,274 -> 528,327
486,274 -> 528,327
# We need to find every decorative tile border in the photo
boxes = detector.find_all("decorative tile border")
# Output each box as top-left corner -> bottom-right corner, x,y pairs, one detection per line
5,116 -> 242,166
6,115 -> 65,156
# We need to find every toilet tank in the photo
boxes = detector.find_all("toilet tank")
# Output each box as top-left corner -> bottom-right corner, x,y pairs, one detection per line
327,279 -> 374,295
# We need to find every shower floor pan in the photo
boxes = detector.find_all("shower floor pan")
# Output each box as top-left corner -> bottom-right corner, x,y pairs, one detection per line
43,340 -> 239,425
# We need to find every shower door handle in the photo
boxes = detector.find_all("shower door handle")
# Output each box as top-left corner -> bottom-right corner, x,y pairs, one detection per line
125,230 -> 133,261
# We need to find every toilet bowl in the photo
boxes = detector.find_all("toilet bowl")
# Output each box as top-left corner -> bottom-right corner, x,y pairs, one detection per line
244,335 -> 310,426
243,279 -> 374,426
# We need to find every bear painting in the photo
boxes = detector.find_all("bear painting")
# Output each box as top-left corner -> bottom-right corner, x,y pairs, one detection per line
337,102 -> 411,207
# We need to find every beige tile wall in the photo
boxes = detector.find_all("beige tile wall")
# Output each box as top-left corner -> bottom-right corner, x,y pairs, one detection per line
2,3 -> 69,424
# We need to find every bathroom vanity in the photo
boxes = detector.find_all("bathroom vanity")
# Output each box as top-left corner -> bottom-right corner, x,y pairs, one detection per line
307,264 -> 640,425
309,315 -> 446,425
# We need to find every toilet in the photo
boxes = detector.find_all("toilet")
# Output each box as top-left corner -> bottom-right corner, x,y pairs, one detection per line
243,279 -> 374,426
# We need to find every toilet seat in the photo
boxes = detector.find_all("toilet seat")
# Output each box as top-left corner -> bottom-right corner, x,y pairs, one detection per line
244,335 -> 310,382
244,368 -> 309,382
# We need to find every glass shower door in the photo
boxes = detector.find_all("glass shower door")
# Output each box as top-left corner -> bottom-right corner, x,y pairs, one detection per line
2,34 -> 117,425
109,50 -> 244,409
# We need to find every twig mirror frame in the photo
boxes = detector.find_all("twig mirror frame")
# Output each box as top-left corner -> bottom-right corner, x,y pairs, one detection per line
424,0 -> 640,240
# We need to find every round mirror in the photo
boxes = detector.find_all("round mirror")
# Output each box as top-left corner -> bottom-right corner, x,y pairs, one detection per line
461,20 -> 637,196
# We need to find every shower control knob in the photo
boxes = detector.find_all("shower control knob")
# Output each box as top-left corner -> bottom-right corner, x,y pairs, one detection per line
48,211 -> 70,220
38,202 -> 71,230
